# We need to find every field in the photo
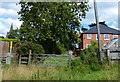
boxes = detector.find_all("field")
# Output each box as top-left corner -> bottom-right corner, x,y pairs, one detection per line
2,64 -> 119,80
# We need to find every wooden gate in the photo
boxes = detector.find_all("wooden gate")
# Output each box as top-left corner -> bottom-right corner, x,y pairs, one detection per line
33,54 -> 72,66
19,53 -> 80,66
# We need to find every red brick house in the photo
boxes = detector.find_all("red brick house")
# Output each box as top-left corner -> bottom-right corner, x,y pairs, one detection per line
80,22 -> 120,49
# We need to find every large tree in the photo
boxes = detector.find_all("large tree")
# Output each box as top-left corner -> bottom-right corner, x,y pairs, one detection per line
18,2 -> 90,53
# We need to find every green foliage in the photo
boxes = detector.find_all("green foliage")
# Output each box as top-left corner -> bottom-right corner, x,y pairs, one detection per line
71,59 -> 90,74
7,29 -> 19,39
31,64 -> 118,80
2,64 -> 10,69
72,41 -> 104,71
17,2 -> 90,53
2,65 -> 119,80
17,41 -> 45,55
55,42 -> 67,54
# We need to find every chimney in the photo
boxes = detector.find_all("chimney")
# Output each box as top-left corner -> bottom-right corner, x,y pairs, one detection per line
89,21 -> 107,27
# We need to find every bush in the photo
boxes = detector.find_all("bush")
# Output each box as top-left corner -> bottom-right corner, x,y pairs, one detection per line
71,59 -> 90,74
71,41 -> 106,72
55,42 -> 67,54
17,41 -> 45,55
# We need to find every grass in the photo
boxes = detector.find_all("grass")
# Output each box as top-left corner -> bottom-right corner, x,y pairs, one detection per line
2,64 -> 119,80
77,66 -> 118,80
42,56 -> 69,66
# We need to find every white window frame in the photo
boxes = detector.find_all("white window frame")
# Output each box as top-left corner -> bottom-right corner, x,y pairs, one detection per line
86,44 -> 91,48
113,35 -> 118,39
87,34 -> 92,39
104,34 -> 110,40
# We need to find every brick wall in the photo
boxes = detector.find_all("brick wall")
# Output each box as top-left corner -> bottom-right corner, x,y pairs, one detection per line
14,44 -> 20,56
0,41 -> 3,57
81,34 -> 120,49
0,41 -> 9,57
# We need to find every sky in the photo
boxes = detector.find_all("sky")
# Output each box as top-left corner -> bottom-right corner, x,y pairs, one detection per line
0,0 -> 119,37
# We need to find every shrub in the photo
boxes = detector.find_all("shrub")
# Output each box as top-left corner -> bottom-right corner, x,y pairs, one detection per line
17,41 -> 45,55
71,59 -> 90,74
55,42 -> 67,54
72,41 -> 106,72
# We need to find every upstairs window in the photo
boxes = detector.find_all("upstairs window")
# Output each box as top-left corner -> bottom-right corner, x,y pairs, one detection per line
87,34 -> 92,39
104,34 -> 110,40
113,35 -> 118,39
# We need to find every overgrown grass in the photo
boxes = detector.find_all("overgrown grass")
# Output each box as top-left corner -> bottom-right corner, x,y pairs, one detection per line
2,64 -> 119,80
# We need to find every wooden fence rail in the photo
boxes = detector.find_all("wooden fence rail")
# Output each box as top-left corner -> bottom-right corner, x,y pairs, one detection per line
0,51 -> 80,66
18,51 -> 80,66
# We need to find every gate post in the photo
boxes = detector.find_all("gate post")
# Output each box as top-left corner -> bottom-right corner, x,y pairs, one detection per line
68,50 -> 73,66
19,55 -> 21,65
107,49 -> 110,64
6,53 -> 11,64
28,50 -> 32,65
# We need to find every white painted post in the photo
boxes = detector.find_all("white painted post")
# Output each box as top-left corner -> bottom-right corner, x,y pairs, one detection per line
107,49 -> 110,64
28,50 -> 32,65
68,50 -> 73,66
6,53 -> 11,64
19,55 -> 21,65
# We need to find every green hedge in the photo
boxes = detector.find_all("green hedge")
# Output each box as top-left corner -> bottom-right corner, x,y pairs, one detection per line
17,41 -> 45,55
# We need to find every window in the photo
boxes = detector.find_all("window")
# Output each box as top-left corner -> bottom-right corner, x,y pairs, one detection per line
87,34 -> 92,39
104,34 -> 110,40
86,44 -> 91,48
113,35 -> 118,39
96,34 -> 102,40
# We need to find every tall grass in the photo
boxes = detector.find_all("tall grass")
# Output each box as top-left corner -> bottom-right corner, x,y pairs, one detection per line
2,64 -> 119,80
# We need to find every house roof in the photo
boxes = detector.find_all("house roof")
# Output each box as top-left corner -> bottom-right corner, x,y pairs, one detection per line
83,24 -> 120,34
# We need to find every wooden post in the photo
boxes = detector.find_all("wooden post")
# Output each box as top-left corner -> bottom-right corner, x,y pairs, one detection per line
107,49 -> 110,65
19,55 -> 21,65
28,50 -> 32,65
6,53 -> 11,64
68,50 -> 73,66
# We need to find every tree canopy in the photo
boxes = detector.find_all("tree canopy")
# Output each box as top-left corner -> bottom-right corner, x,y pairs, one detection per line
17,41 -> 45,55
17,2 -> 90,53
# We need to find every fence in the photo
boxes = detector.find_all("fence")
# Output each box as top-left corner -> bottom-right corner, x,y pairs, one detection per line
0,51 -> 80,66
0,53 -> 14,64
18,52 -> 80,66
102,38 -> 120,63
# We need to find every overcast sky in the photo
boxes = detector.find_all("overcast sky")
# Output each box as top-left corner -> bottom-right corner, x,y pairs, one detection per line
0,0 -> 119,37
